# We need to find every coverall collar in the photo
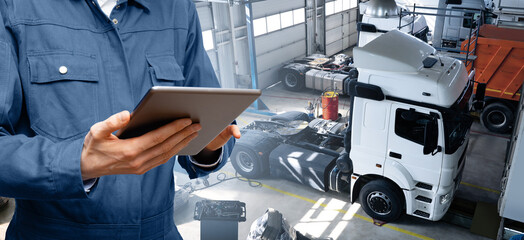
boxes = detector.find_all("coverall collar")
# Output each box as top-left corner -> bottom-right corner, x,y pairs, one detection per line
85,0 -> 150,12
123,0 -> 151,11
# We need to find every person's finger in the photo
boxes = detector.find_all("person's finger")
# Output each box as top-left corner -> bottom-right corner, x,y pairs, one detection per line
133,118 -> 195,150
134,132 -> 199,175
91,111 -> 130,139
137,124 -> 201,161
230,125 -> 241,139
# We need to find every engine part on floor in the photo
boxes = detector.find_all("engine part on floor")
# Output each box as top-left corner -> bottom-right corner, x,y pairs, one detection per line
247,208 -> 333,240
194,200 -> 246,240
0,197 -> 9,211
321,91 -> 339,121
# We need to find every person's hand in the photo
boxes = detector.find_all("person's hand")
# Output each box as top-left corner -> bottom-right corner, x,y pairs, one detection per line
192,125 -> 241,162
205,125 -> 241,151
80,111 -> 201,180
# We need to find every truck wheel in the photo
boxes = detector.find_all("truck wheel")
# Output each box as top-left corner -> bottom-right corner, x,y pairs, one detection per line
359,179 -> 403,222
231,145 -> 267,179
282,70 -> 305,91
481,102 -> 514,134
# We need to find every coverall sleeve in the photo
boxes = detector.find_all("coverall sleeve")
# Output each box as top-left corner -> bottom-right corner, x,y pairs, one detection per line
0,8 -> 89,200
177,1 -> 235,179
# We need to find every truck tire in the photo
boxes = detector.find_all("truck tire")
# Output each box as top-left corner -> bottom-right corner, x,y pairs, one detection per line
281,70 -> 305,91
359,179 -> 403,222
481,102 -> 514,134
231,145 -> 267,179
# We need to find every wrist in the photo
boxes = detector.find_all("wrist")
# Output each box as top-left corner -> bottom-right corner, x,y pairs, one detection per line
192,148 -> 221,165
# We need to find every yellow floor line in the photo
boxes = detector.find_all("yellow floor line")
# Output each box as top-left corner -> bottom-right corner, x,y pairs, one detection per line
460,181 -> 501,194
236,117 -> 250,126
221,171 -> 434,240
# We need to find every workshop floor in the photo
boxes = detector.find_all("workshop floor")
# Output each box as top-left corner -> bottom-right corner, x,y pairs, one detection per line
0,83 -> 506,240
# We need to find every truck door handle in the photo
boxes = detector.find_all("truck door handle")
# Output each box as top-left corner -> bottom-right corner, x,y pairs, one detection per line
389,152 -> 402,159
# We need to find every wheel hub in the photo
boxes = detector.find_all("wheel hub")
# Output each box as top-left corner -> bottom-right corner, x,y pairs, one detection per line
487,110 -> 506,127
367,191 -> 392,216
284,73 -> 298,88
237,151 -> 254,173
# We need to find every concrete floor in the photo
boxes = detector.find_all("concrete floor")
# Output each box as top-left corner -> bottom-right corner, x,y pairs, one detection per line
0,83 -> 507,240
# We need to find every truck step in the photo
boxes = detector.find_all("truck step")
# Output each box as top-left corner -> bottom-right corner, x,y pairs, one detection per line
415,182 -> 433,191
415,196 -> 432,203
414,210 -> 431,218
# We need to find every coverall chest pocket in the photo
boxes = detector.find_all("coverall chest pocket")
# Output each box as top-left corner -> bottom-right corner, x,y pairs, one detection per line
146,54 -> 185,87
27,52 -> 99,141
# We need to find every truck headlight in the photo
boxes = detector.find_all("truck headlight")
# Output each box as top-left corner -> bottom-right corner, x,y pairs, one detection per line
440,193 -> 453,205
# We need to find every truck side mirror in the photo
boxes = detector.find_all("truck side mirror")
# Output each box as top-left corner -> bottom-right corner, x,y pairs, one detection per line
423,118 -> 440,155
348,80 -> 385,101
357,23 -> 377,33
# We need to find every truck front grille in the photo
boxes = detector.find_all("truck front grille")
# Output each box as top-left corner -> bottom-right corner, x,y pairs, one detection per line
415,196 -> 432,203
414,210 -> 430,218
416,182 -> 433,190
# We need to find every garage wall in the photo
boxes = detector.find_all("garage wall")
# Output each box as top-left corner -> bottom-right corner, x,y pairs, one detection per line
251,0 -> 307,89
195,2 -> 222,85
324,0 -> 358,56
192,0 -> 359,90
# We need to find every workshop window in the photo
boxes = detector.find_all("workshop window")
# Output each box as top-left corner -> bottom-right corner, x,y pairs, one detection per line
293,8 -> 305,24
343,0 -> 351,10
202,30 -> 214,51
253,8 -> 305,37
350,0 -> 358,9
266,13 -> 281,33
281,10 -> 294,28
326,1 -> 335,16
394,108 -> 434,145
334,0 -> 343,12
253,18 -> 267,36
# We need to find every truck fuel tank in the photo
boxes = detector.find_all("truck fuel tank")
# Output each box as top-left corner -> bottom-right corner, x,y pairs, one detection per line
305,69 -> 349,94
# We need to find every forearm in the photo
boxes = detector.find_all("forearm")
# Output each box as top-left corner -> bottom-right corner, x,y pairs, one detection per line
0,133 -> 89,200
180,136 -> 235,179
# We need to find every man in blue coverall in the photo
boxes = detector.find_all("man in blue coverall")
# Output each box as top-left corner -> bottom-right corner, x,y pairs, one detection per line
0,0 -> 239,239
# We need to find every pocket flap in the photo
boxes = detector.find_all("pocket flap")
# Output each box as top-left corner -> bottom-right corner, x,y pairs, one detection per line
28,52 -> 99,83
146,54 -> 185,81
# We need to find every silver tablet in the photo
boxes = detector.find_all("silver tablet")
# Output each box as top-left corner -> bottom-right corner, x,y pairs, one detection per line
116,86 -> 261,155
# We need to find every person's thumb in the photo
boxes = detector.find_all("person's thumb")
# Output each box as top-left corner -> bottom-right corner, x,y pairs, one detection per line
91,111 -> 130,138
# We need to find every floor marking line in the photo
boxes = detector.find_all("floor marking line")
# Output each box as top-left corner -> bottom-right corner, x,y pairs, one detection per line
460,181 -> 501,194
221,171 -> 435,240
236,117 -> 250,126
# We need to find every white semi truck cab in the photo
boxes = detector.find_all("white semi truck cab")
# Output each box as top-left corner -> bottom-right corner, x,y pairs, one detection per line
348,30 -> 474,221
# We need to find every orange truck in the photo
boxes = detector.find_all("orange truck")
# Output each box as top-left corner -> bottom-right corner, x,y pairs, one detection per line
462,24 -> 524,133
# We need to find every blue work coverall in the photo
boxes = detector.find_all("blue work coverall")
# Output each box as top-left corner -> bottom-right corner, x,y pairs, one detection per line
0,0 -> 234,239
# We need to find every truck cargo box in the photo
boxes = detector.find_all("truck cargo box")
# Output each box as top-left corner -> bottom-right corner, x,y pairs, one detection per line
462,24 -> 524,102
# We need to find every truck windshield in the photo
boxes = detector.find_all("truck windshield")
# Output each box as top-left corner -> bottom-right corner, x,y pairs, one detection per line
443,79 -> 474,154
443,112 -> 473,154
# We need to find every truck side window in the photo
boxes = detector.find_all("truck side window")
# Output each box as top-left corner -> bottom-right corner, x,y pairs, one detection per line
463,12 -> 480,28
395,109 -> 433,145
